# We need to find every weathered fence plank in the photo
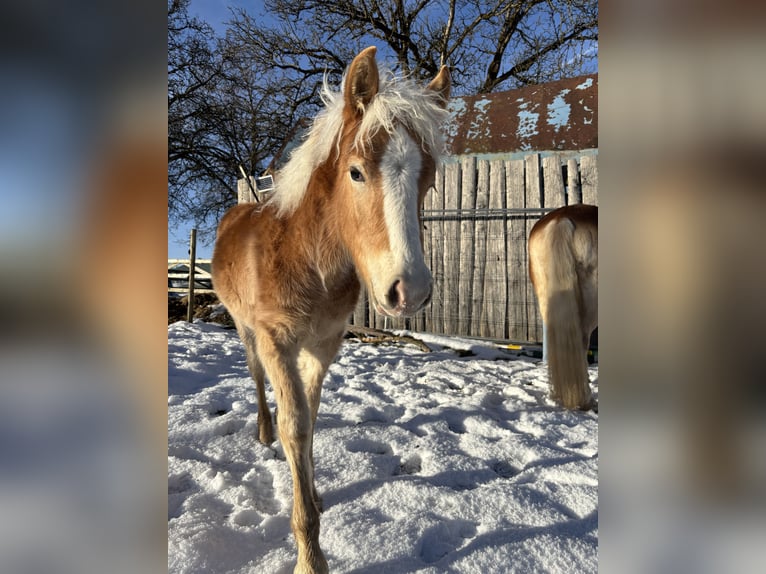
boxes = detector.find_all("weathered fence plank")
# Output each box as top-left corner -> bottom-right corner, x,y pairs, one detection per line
567,158 -> 581,205
457,155 -> 477,335
470,159 -> 490,336
506,158 -> 527,341
524,154 -> 543,342
352,288 -> 368,327
427,164 -> 445,332
481,159 -> 507,338
581,154 -> 598,206
542,155 -> 566,207
415,182 -> 432,332
441,161 -> 461,334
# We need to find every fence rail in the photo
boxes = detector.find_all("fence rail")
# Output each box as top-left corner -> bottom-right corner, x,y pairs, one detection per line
168,259 -> 214,295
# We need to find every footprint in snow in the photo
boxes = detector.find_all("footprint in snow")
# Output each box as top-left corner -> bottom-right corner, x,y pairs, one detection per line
395,454 -> 422,475
346,438 -> 392,456
418,520 -> 477,564
245,466 -> 281,515
445,412 -> 466,434
491,459 -> 520,479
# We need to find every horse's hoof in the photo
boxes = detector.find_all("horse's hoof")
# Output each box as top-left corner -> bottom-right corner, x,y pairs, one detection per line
578,396 -> 598,413
257,424 -> 274,445
257,413 -> 275,445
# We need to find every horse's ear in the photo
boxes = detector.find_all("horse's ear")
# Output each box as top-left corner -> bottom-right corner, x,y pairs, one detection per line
427,66 -> 451,108
345,46 -> 379,114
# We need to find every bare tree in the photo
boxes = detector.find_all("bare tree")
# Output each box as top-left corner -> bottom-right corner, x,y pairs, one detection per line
231,0 -> 597,93
168,0 -> 286,239
168,0 -> 227,233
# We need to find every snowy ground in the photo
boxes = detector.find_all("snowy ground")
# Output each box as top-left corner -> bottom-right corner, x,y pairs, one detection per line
168,321 -> 598,573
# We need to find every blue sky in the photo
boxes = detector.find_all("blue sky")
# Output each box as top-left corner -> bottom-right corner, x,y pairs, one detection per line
189,0 -> 256,33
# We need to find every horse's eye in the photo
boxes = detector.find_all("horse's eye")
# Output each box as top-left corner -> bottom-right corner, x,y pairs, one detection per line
349,167 -> 365,183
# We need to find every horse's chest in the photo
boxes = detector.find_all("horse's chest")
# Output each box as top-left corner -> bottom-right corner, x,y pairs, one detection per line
316,270 -> 360,314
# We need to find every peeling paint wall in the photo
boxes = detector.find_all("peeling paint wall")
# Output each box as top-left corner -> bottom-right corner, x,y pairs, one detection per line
445,74 -> 597,155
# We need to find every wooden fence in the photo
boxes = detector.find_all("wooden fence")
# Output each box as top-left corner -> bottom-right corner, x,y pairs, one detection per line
348,151 -> 598,343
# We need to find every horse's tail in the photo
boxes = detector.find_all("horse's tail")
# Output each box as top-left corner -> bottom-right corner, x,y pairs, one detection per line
530,216 -> 592,410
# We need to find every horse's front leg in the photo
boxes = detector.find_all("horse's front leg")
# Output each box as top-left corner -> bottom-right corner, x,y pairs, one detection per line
298,326 -> 346,512
256,329 -> 328,574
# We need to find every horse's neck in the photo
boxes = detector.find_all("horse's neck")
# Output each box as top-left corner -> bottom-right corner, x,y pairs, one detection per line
290,178 -> 354,286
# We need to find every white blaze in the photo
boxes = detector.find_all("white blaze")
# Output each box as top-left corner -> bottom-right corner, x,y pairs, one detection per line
381,127 -> 423,269
372,125 -> 432,315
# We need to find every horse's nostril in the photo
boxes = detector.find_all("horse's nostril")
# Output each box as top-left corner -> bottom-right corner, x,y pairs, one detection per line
422,285 -> 433,308
386,280 -> 402,309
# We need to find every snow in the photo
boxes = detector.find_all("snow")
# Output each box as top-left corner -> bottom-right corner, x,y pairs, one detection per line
168,321 -> 598,573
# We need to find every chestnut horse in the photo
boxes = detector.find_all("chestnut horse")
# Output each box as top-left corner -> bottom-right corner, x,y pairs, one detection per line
212,47 -> 450,574
529,204 -> 598,410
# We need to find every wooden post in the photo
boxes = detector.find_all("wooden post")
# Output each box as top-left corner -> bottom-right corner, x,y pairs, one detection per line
186,228 -> 197,322
237,177 -> 253,203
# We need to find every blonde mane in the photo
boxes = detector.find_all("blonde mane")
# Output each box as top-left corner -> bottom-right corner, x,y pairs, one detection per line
269,66 -> 449,217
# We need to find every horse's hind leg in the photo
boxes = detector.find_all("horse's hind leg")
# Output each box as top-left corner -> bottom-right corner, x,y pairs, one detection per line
238,324 -> 274,445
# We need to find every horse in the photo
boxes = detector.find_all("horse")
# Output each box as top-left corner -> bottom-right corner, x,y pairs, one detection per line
211,47 -> 450,574
528,203 -> 598,411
